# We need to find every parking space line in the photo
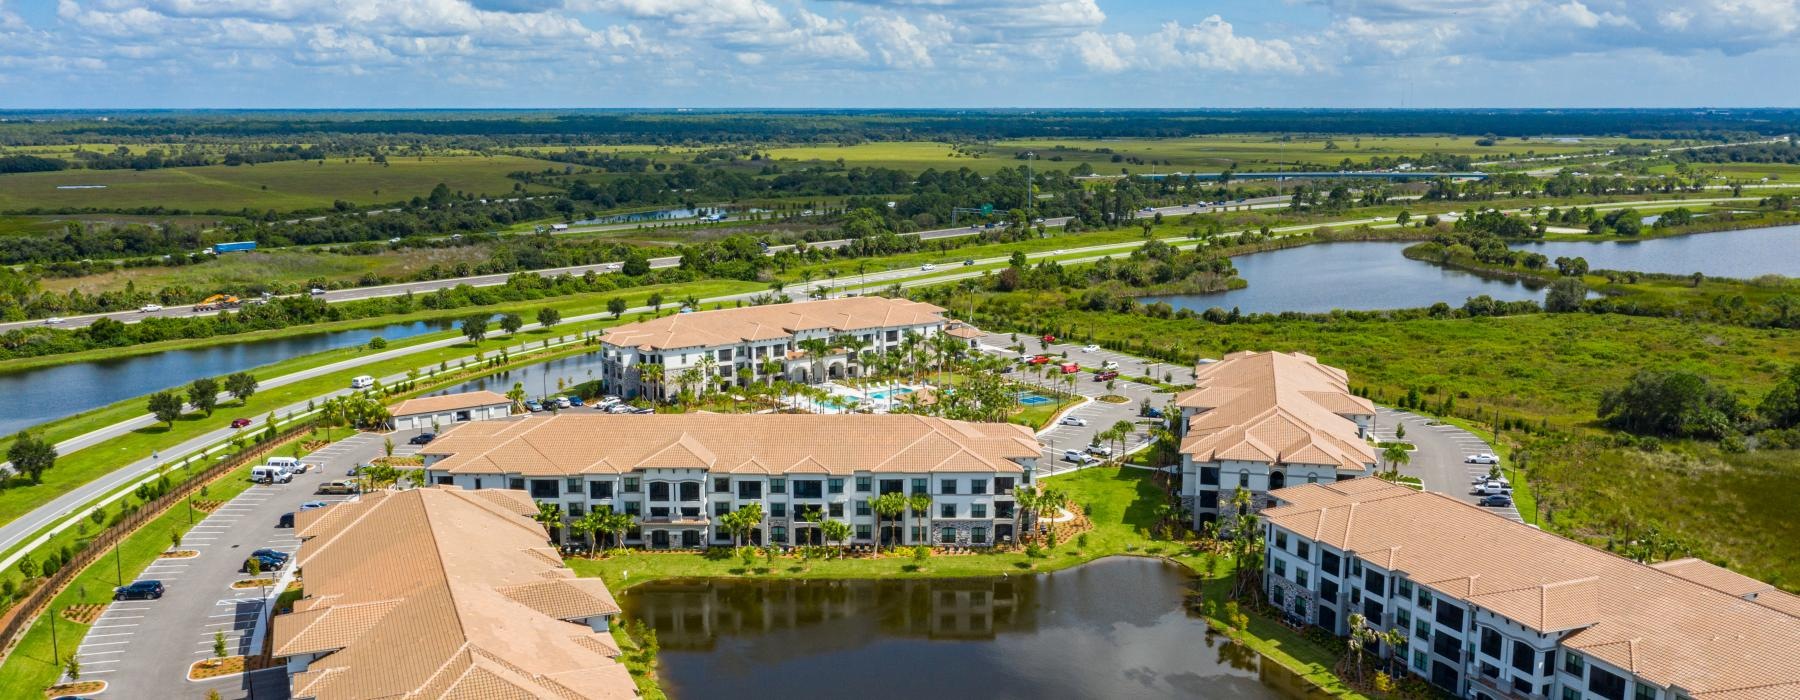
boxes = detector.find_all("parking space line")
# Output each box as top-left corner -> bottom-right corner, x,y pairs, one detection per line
85,632 -> 135,638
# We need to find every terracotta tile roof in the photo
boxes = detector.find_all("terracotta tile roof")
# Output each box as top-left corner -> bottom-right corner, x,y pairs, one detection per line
1654,558 -> 1800,619
274,488 -> 635,700
1176,351 -> 1377,471
390,391 -> 513,417
1265,480 -> 1800,697
944,322 -> 984,339
419,414 -> 1040,477
599,297 -> 947,351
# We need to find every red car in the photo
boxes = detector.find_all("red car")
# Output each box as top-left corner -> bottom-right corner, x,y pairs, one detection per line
1059,363 -> 1080,374
1026,355 -> 1052,365
1095,370 -> 1119,381
230,418 -> 252,429
1042,334 -> 1057,343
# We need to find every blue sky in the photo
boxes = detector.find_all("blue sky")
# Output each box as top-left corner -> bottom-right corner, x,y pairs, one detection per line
2,0 -> 1798,108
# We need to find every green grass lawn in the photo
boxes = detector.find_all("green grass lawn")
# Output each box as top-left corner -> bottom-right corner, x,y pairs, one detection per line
39,246 -> 496,296
0,155 -> 560,212
984,135 -> 1672,173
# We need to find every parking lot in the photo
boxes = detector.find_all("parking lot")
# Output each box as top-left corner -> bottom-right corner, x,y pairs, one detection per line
1371,407 -> 1522,522
64,431 -> 396,699
976,332 -> 1181,477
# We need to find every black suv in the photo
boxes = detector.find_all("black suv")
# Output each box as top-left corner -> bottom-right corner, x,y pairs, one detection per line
114,580 -> 165,600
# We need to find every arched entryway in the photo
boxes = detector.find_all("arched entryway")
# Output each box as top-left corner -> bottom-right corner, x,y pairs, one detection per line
1269,471 -> 1287,490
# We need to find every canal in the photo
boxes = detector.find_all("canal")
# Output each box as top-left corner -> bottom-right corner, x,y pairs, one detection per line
621,557 -> 1323,700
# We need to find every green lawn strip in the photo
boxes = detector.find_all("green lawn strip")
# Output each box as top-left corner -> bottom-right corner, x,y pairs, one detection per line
0,281 -> 759,531
569,467 -> 1365,698
1190,554 -> 1371,698
0,456 -> 273,694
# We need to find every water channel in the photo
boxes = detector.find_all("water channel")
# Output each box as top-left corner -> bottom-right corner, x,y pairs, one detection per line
620,557 -> 1324,700
0,319 -> 455,435
1507,224 -> 1800,278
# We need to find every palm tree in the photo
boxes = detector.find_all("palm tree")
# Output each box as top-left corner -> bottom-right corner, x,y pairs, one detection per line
759,358 -> 783,387
569,510 -> 605,555
1382,442 -> 1411,475
871,492 -> 908,550
1037,487 -> 1069,538
638,363 -> 665,402
732,503 -> 764,548
796,337 -> 831,384
506,382 -> 528,414
1012,485 -> 1039,543
908,492 -> 933,547
821,519 -> 852,553
694,354 -> 719,401
1111,420 -> 1136,461
534,502 -> 565,544
599,507 -> 635,550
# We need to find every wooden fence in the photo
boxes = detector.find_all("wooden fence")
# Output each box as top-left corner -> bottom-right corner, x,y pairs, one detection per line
0,422 -> 315,664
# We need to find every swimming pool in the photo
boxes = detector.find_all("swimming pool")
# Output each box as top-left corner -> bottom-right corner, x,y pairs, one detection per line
1017,391 -> 1053,406
867,387 -> 915,401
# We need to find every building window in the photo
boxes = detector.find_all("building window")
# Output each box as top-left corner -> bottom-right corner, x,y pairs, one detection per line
996,501 -> 1014,518
880,479 -> 904,494
622,502 -> 640,516
971,527 -> 987,544
509,478 -> 525,490
648,482 -> 671,501
1513,640 -> 1535,674
1635,685 -> 1658,700
566,477 -> 582,493
771,502 -> 786,518
624,477 -> 640,493
940,480 -> 958,495
1417,588 -> 1433,610
1362,599 -> 1382,623
1275,531 -> 1289,550
1397,579 -> 1413,598
1396,609 -> 1410,628
1237,471 -> 1248,488
1274,559 -> 1287,577
737,481 -> 762,499
1562,651 -> 1585,676
714,477 -> 731,493
713,502 -> 730,516
1321,551 -> 1341,576
769,478 -> 786,494
650,507 -> 669,518
855,476 -> 871,493
1589,667 -> 1628,700
828,478 -> 844,495
1352,559 -> 1363,576
995,477 -> 1015,494
912,478 -> 928,494
1296,570 -> 1308,588
856,500 -> 871,517
589,481 -> 614,499
1480,627 -> 1502,660
1434,602 -> 1464,630
971,479 -> 988,495
828,503 -> 844,518
856,524 -> 871,540
940,527 -> 956,544
1200,467 -> 1219,486
793,481 -> 823,499
530,480 -> 559,499
1563,689 -> 1581,700
1415,620 -> 1431,640
1199,491 -> 1218,509
1364,570 -> 1386,597
1320,578 -> 1339,602
567,503 -> 585,517
940,503 -> 957,518
1413,650 -> 1427,672
1271,586 -> 1285,606
771,526 -> 787,543
1296,541 -> 1309,560
972,504 -> 987,518
678,482 -> 700,501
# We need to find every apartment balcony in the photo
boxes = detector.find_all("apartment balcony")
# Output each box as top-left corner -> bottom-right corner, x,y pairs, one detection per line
642,514 -> 711,526
1470,674 -> 1545,700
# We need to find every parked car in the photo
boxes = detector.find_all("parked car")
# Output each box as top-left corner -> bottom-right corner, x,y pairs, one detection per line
317,481 -> 357,495
1026,355 -> 1051,365
555,396 -> 571,409
1095,370 -> 1119,381
409,432 -> 436,445
568,396 -> 585,407
1470,474 -> 1510,487
1141,406 -> 1164,419
251,466 -> 292,484
1100,360 -> 1119,371
346,465 -> 362,477
140,304 -> 163,313
607,403 -> 635,414
114,580 -> 165,601
299,500 -> 330,511
1042,334 -> 1057,343
1062,449 -> 1084,462
525,399 -> 544,412
1479,494 -> 1514,507
242,553 -> 286,573
277,512 -> 295,528
1059,362 -> 1079,374
230,417 -> 252,429
599,395 -> 621,405
251,549 -> 290,564
1465,453 -> 1500,465
1085,444 -> 1112,457
1060,416 -> 1088,427
1470,481 -> 1512,496
1082,344 -> 1100,352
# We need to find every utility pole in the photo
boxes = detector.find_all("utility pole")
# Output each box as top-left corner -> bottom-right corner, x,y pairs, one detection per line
1023,151 -> 1035,222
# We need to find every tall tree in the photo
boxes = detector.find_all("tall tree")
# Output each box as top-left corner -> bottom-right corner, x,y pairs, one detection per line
461,313 -> 489,343
188,377 -> 219,417
607,297 -> 628,319
499,313 -> 524,335
7,431 -> 57,484
148,390 -> 184,428
536,307 -> 562,328
224,372 -> 258,404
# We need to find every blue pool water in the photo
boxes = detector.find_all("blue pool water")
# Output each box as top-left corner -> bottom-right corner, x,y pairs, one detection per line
1017,392 -> 1053,406
867,388 -> 915,401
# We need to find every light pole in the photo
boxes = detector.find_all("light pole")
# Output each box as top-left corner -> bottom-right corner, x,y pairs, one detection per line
1023,151 -> 1036,222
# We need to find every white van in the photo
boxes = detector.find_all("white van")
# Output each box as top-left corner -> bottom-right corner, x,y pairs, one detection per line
266,457 -> 302,474
252,466 -> 293,484
350,375 -> 375,391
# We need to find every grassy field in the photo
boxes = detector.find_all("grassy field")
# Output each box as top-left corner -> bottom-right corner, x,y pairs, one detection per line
1646,161 -> 1800,180
0,155 -> 560,212
38,247 -> 497,296
761,142 -> 986,172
